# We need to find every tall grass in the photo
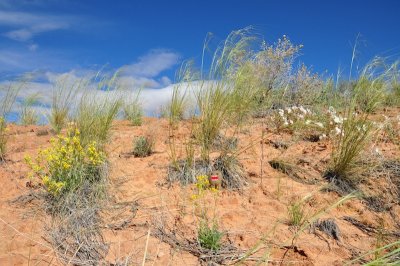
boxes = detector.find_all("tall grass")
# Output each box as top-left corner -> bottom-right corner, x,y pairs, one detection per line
123,89 -> 143,126
0,79 -> 24,160
328,59 -> 399,183
20,93 -> 40,125
195,28 -> 259,161
48,76 -> 82,133
74,72 -> 122,148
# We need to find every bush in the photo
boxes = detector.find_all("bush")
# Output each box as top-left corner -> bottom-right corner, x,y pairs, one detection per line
25,128 -> 106,196
198,221 -> 223,251
133,135 -> 154,157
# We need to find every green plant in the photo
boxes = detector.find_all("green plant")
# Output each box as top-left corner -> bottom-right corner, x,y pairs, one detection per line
25,128 -> 105,196
326,59 -> 396,183
123,89 -> 143,126
48,76 -> 82,133
328,99 -> 375,184
198,220 -> 223,251
75,73 -> 122,147
0,80 -> 24,160
287,200 -> 306,227
20,93 -> 40,125
133,135 -> 154,157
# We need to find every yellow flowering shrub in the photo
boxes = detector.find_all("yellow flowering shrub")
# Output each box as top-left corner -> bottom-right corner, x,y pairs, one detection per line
25,128 -> 105,196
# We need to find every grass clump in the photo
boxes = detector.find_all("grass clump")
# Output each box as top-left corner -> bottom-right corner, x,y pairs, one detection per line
287,200 -> 306,227
25,128 -> 106,196
0,80 -> 24,160
133,135 -> 154,157
326,60 -> 397,188
75,73 -> 122,148
20,93 -> 40,125
123,89 -> 143,126
48,76 -> 81,133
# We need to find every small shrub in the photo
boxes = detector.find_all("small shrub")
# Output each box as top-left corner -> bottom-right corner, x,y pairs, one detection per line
133,135 -> 154,157
198,220 -> 223,251
25,128 -> 106,196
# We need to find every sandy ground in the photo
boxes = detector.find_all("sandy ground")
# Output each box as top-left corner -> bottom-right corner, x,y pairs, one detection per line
0,109 -> 399,265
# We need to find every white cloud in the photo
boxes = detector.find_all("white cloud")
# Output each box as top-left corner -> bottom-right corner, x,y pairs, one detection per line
0,48 -> 71,72
0,10 -> 76,42
1,48 -> 185,120
119,49 -> 180,78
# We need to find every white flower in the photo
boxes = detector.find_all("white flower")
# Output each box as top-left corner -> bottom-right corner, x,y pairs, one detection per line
298,114 -> 304,119
319,134 -> 327,140
278,109 -> 284,117
333,116 -> 343,124
334,127 -> 341,135
315,122 -> 324,128
299,106 -> 307,114
305,120 -> 312,125
289,120 -> 294,124
286,107 -> 292,114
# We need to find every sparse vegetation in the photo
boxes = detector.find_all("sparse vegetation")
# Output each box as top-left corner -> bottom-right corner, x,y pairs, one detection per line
2,26 -> 400,266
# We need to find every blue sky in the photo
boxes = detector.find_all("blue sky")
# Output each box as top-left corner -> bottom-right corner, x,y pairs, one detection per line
1,0 -> 400,119
1,0 -> 400,79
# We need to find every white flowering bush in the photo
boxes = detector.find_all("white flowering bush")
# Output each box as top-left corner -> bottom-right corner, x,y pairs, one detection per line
271,105 -> 348,140
271,105 -> 312,132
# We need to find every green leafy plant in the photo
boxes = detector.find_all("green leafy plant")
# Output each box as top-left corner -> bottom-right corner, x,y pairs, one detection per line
198,220 -> 223,251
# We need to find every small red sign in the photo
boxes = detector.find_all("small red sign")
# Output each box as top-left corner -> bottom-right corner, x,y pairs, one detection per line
211,175 -> 219,180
